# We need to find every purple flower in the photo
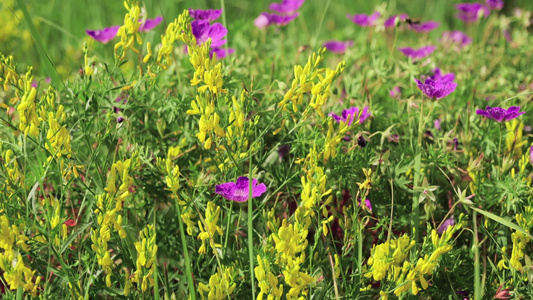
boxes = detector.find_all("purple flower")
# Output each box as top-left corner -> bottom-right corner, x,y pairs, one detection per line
390,86 -> 401,98
455,3 -> 490,23
384,14 -> 408,28
486,0 -> 503,10
189,9 -> 222,22
530,145 -> 533,166
254,12 -> 299,28
429,68 -> 455,82
210,47 -> 235,59
117,117 -> 124,123
269,0 -> 305,15
398,46 -> 436,60
438,217 -> 455,234
409,20 -> 439,33
215,177 -> 267,202
476,106 -> 525,123
86,25 -> 120,43
139,16 -> 163,32
441,31 -> 472,49
347,12 -> 381,27
113,106 -> 120,113
358,198 -> 372,213
191,20 -> 228,48
434,119 -> 441,130
415,78 -> 457,100
329,106 -> 370,126
323,40 -> 354,53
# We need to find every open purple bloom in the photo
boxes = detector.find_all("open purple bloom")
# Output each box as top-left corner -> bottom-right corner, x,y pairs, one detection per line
438,217 -> 455,234
398,46 -> 436,60
347,12 -> 381,27
323,40 -> 354,53
441,31 -> 472,49
434,119 -> 441,130
210,47 -> 235,59
139,16 -> 163,32
455,3 -> 490,23
269,0 -> 305,15
429,68 -> 455,82
415,78 -> 457,100
189,9 -> 222,22
410,20 -> 439,33
384,14 -> 408,28
358,198 -> 372,212
476,106 -> 525,123
329,106 -> 370,126
254,12 -> 299,28
191,20 -> 228,48
86,25 -> 120,43
390,86 -> 401,98
486,0 -> 503,10
215,177 -> 267,202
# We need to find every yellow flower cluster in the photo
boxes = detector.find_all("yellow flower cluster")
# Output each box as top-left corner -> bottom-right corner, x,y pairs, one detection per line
0,215 -> 39,297
498,208 -> 532,272
0,54 -> 20,91
278,48 -> 345,117
17,68 -> 39,137
0,0 -> 32,52
156,12 -> 190,68
187,96 -> 225,150
198,201 -> 223,255
198,266 -> 236,300
255,255 -> 283,300
2,148 -> 25,198
133,224 -> 158,292
91,157 -> 138,281
114,1 -> 142,61
83,42 -> 94,76
40,195 -> 69,247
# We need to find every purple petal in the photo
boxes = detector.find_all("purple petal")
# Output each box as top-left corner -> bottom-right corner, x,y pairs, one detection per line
410,20 -> 440,33
384,14 -> 408,28
437,218 -> 455,234
189,9 -> 223,22
139,16 -> 163,32
347,11 -> 381,27
252,183 -> 267,198
323,40 -> 353,53
86,26 -> 120,43
269,0 -> 305,15
210,47 -> 235,59
215,182 -> 238,199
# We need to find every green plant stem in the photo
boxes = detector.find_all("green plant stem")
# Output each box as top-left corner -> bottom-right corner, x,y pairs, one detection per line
310,0 -> 331,49
473,210 -> 481,300
247,152 -> 256,300
412,98 -> 425,244
175,201 -> 196,300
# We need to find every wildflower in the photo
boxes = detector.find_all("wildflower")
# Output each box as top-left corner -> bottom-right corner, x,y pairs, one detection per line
210,47 -> 235,59
215,176 -> 267,202
415,78 -> 457,100
398,46 -> 436,60
191,20 -> 228,48
455,3 -> 490,23
329,106 -> 370,126
530,145 -> 533,166
428,68 -> 455,82
189,8 -> 222,21
384,14 -> 408,28
278,144 -> 291,160
358,198 -> 372,212
86,26 -> 120,43
269,0 -> 305,15
475,106 -> 525,123
493,284 -> 512,299
357,135 -> 367,148
441,31 -> 472,49
390,86 -> 401,98
434,119 -> 441,130
139,16 -> 163,32
254,12 -> 299,28
486,0 -> 504,11
347,12 -> 381,27
323,40 -> 353,53
117,117 -> 124,123
437,217 -> 455,234
409,20 -> 439,33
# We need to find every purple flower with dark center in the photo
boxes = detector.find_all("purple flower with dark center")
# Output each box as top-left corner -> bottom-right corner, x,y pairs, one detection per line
113,106 -> 120,113
455,3 -> 490,23
86,25 -> 120,43
269,0 -> 305,15
384,14 -> 408,28
453,137 -> 459,151
438,217 -> 455,234
189,9 -> 222,22
357,135 -> 367,147
347,12 -> 381,27
329,106 -> 370,126
415,78 -> 457,100
441,31 -> 472,49
117,117 -> 124,123
254,12 -> 299,28
215,177 -> 267,202
429,68 -> 455,82
390,86 -> 401,98
409,20 -> 439,33
323,40 -> 354,53
210,47 -> 235,59
278,145 -> 291,160
139,16 -> 163,32
486,0 -> 503,10
476,106 -> 525,123
398,46 -> 436,60
191,20 -> 228,48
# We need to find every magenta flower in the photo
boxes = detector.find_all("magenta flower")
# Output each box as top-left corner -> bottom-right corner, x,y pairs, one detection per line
434,119 -> 441,130
398,46 -> 436,60
428,68 -> 455,82
441,31 -> 472,49
438,218 -> 455,234
415,78 -> 457,100
476,106 -> 525,123
329,106 -> 370,126
86,25 -> 120,43
347,12 -> 381,27
254,12 -> 299,28
211,47 -> 235,59
409,20 -> 439,33
139,16 -> 163,32
358,198 -> 372,213
269,0 -> 305,15
189,9 -> 222,22
390,86 -> 401,98
529,145 -> 533,166
486,0 -> 503,10
323,40 -> 354,53
191,20 -> 228,48
215,177 -> 267,202
384,14 -> 408,28
455,3 -> 490,23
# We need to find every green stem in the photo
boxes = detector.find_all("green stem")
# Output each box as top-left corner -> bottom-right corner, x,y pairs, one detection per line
175,201 -> 196,300
310,0 -> 331,49
412,99 -> 425,244
247,151 -> 256,299
473,211 -> 481,300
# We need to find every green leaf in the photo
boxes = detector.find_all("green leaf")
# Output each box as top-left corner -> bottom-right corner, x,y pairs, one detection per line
469,206 -> 533,239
